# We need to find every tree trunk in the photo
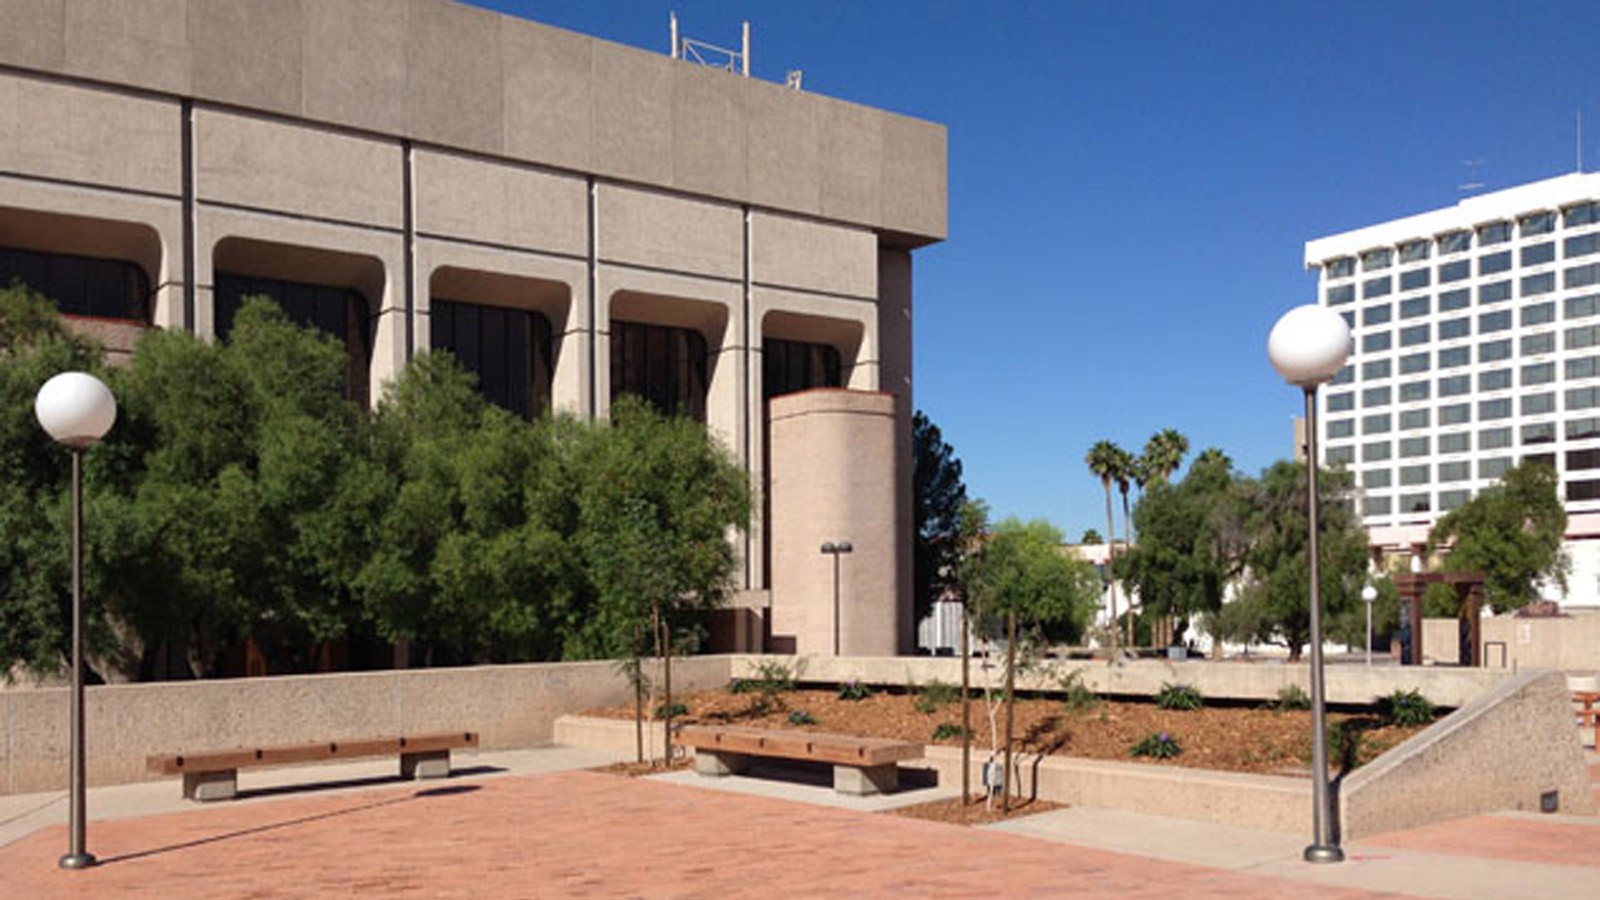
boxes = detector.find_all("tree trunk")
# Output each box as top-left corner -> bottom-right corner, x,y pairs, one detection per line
650,602 -> 662,766
633,623 -> 645,764
1103,485 -> 1119,652
1002,611 -> 1016,813
660,606 -> 674,767
960,605 -> 971,805
1121,488 -> 1134,648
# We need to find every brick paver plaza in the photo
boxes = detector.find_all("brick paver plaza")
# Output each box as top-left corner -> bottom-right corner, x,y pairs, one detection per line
2,766 -> 1595,899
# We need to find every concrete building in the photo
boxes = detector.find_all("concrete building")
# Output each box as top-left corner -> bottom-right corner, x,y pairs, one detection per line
1305,172 -> 1600,610
0,0 -> 945,653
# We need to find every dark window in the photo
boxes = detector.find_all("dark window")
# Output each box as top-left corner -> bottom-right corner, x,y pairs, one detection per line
214,272 -> 371,404
1521,302 -> 1555,326
1439,432 -> 1471,454
1564,201 -> 1600,228
1361,248 -> 1393,271
1438,317 -> 1470,340
1478,250 -> 1512,275
1479,339 -> 1512,362
1326,257 -> 1356,279
1438,346 -> 1470,369
611,321 -> 709,421
1438,260 -> 1470,283
1439,489 -> 1471,510
1362,413 -> 1391,434
1328,419 -> 1354,439
1326,283 -> 1355,305
1399,408 -> 1429,430
1399,493 -> 1431,514
1524,453 -> 1556,470
1440,402 -> 1471,425
1523,422 -> 1556,445
0,245 -> 151,322
1522,242 -> 1556,266
1479,310 -> 1512,333
1567,481 -> 1600,502
1363,468 -> 1392,488
1400,463 -> 1431,485
1363,276 -> 1392,299
1439,461 -> 1471,482
1522,271 -> 1556,296
1331,365 -> 1354,385
1327,446 -> 1354,465
1478,280 -> 1512,304
1568,417 -> 1600,440
1362,359 -> 1391,380
1567,294 -> 1600,319
1520,211 -> 1555,237
1477,369 -> 1511,392
1399,380 -> 1430,401
1363,495 -> 1392,517
763,338 -> 842,399
430,298 -> 553,419
1566,263 -> 1600,290
1565,233 -> 1600,259
1362,441 -> 1391,462
1399,240 -> 1430,263
1521,392 -> 1555,415
1437,230 -> 1472,254
1439,288 -> 1471,310
1399,323 -> 1429,346
1328,392 -> 1354,412
1567,355 -> 1600,380
1568,324 -> 1600,350
1363,331 -> 1391,353
1479,457 -> 1511,480
1522,362 -> 1555,385
1399,268 -> 1430,291
1477,222 -> 1511,246
1400,296 -> 1430,319
1363,304 -> 1392,326
1399,436 -> 1430,457
1362,386 -> 1391,407
1478,398 -> 1512,420
1438,373 -> 1471,395
1400,352 -> 1430,374
1568,386 -> 1600,411
1478,427 -> 1512,450
1522,332 -> 1556,355
1568,448 -> 1600,471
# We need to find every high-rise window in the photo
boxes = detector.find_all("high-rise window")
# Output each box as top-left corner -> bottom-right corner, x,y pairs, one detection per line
0,246 -> 151,321
430,298 -> 553,419
611,321 -> 708,421
1520,211 -> 1555,237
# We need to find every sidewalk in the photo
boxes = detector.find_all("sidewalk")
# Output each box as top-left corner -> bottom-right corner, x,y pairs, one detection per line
0,747 -> 1593,898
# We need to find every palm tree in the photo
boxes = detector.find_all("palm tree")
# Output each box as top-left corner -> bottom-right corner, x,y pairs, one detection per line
1112,447 -> 1138,647
1140,428 -> 1191,485
1085,440 -> 1126,651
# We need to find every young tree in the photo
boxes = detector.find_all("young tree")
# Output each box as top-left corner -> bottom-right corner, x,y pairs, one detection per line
1078,528 -> 1103,545
913,410 -> 969,626
1426,462 -> 1568,612
569,396 -> 751,764
962,517 -> 1099,811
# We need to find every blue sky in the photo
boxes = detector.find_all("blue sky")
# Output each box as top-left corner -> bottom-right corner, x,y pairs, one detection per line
472,0 -> 1600,539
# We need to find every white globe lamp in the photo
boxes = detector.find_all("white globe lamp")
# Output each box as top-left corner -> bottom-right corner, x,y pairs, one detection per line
1268,304 -> 1351,388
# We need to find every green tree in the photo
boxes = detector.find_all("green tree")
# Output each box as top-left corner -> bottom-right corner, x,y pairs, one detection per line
913,410 -> 969,625
1425,462 -> 1568,612
1078,528 -> 1103,545
963,516 -> 1099,810
0,284 -> 105,674
1117,448 -> 1244,643
1222,461 -> 1370,660
1139,428 -> 1191,485
1085,440 -> 1127,649
569,395 -> 751,763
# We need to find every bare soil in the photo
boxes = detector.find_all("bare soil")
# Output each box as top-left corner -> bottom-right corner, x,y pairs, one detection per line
584,686 -> 1428,777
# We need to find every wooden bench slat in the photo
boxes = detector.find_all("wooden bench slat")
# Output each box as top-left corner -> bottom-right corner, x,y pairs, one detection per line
677,725 -> 922,767
146,731 -> 478,775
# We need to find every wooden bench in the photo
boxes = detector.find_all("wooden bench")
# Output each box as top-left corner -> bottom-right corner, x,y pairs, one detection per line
146,731 -> 479,802
1575,692 -> 1600,747
675,725 -> 923,796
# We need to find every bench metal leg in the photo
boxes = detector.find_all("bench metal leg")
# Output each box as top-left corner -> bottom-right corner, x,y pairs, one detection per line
183,769 -> 237,802
833,763 -> 898,796
401,750 -> 451,780
692,750 -> 747,777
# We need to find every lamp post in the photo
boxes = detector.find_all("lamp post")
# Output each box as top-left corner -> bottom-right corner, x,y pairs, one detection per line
1361,583 -> 1378,667
34,372 -> 117,871
820,541 -> 853,655
1267,304 -> 1349,865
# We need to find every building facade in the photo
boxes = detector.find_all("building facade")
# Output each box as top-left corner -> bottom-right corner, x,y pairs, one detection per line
1305,172 -> 1600,610
0,0 -> 946,652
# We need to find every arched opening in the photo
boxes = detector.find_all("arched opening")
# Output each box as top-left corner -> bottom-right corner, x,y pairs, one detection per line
213,237 -> 382,405
608,290 -> 727,424
428,266 -> 569,420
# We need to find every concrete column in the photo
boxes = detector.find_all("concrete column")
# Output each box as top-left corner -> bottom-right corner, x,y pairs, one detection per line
878,248 -> 915,654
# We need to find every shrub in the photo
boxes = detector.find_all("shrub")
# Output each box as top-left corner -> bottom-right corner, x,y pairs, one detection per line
1130,731 -> 1182,759
654,701 -> 688,719
837,680 -> 872,701
732,661 -> 796,710
914,679 -> 960,714
1155,682 -> 1202,711
1275,684 -> 1311,712
1058,668 -> 1100,713
1380,688 -> 1435,726
787,709 -> 817,726
931,723 -> 971,742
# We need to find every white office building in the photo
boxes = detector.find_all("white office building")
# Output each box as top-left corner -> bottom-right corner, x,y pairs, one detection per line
1305,172 -> 1600,610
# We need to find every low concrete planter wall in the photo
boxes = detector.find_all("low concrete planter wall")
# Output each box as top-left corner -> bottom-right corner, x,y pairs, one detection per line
0,656 -> 732,795
733,655 -> 1510,709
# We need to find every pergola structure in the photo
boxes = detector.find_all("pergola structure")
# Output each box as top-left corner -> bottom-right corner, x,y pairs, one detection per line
1392,572 -> 1487,666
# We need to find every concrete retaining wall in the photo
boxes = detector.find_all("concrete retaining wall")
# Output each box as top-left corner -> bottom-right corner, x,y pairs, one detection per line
732,655 -> 1509,709
1424,614 -> 1600,671
1339,669 -> 1595,836
0,656 -> 731,795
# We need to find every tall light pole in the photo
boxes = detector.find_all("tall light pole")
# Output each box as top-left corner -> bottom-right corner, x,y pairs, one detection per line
1361,583 -> 1378,668
34,371 -> 117,871
820,541 -> 853,655
1267,304 -> 1349,865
